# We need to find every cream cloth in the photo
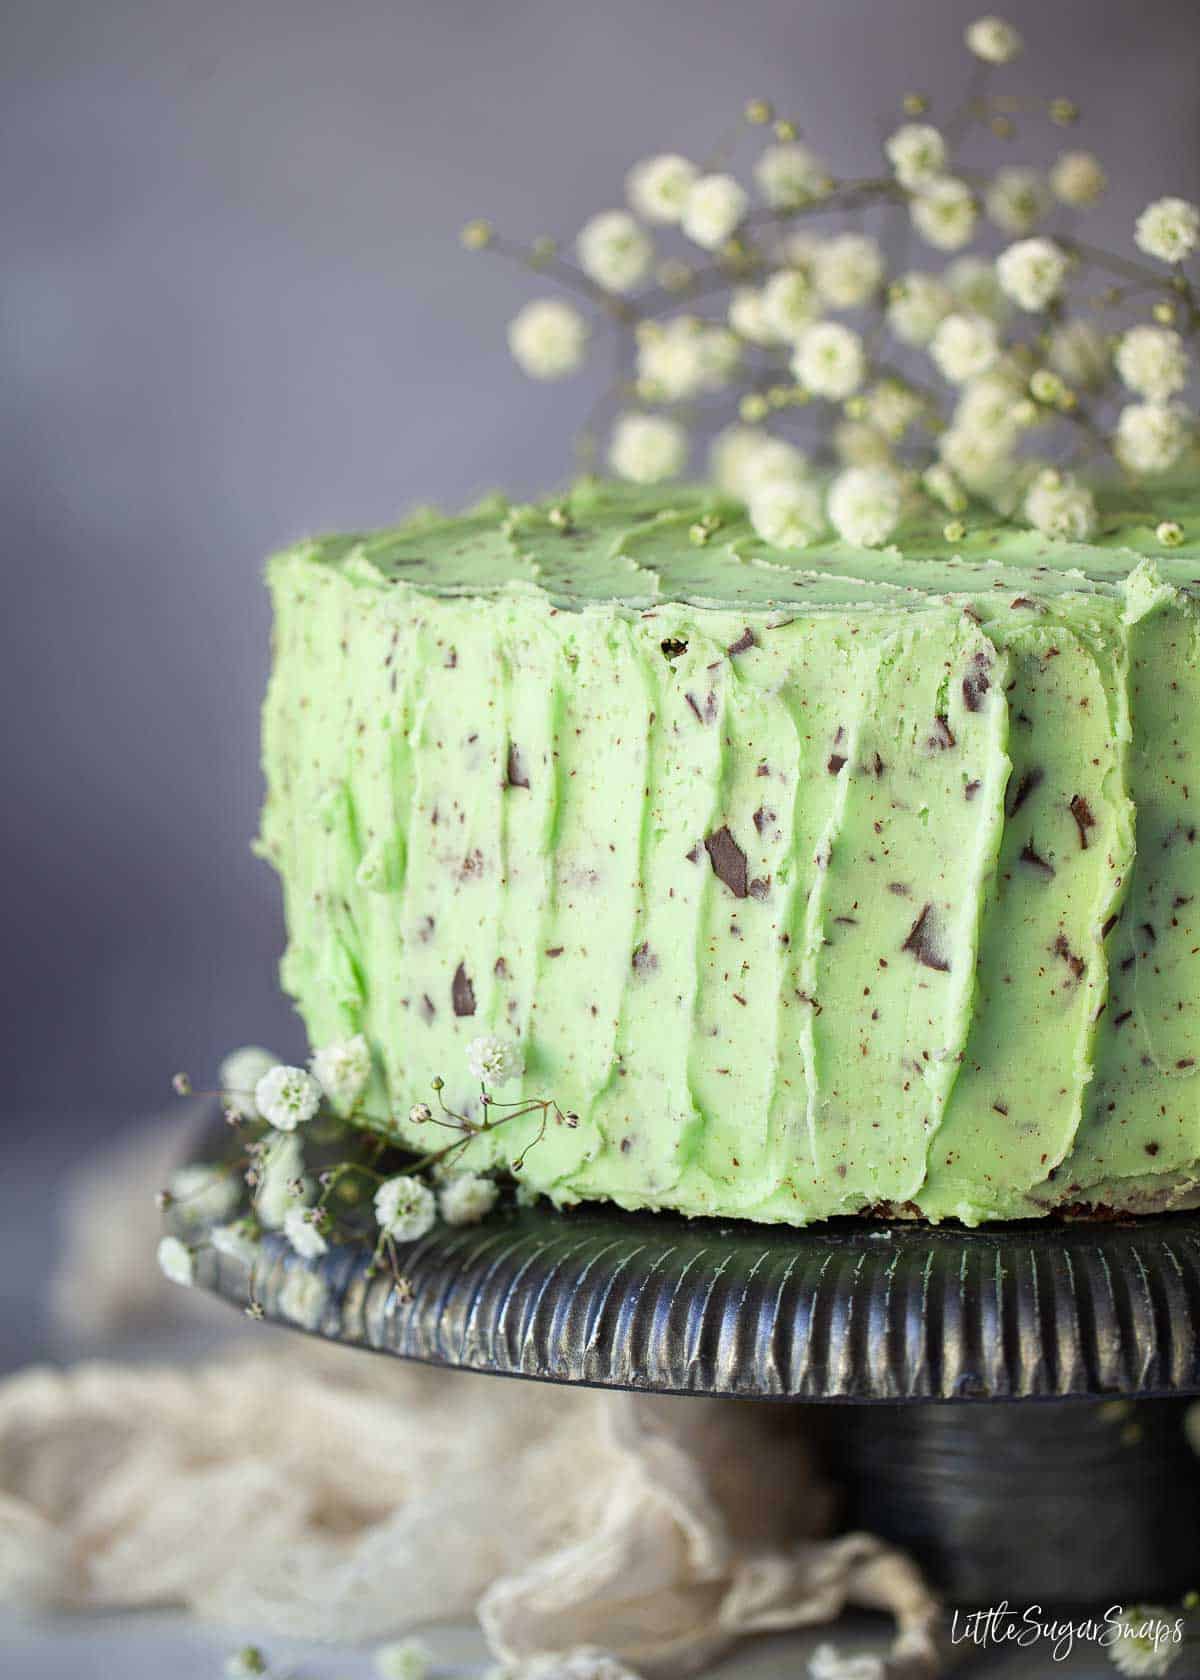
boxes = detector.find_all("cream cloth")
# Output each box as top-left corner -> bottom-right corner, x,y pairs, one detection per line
0,1120 -> 943,1679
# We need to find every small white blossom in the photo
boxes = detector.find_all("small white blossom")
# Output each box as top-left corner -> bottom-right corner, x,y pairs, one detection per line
733,434 -> 812,497
711,425 -> 768,497
375,1639 -> 434,1680
466,1033 -> 524,1085
1115,402 -> 1191,475
754,142 -> 829,209
886,272 -> 952,346
439,1173 -> 500,1226
508,299 -> 589,380
985,167 -> 1051,236
1108,1606 -> 1183,1677
965,15 -> 1023,63
1025,470 -> 1097,541
813,233 -> 885,309
284,1205 -> 328,1260
1051,150 -> 1106,208
310,1034 -> 371,1110
954,364 -> 1028,435
157,1235 -> 194,1289
254,1064 -> 322,1132
884,123 -> 946,190
944,255 -> 1010,323
500,1648 -> 642,1680
792,321 -> 866,400
761,268 -> 819,341
256,1134 -> 311,1229
225,1648 -> 268,1680
728,285 -> 779,346
168,1164 -> 240,1227
278,1265 -> 328,1330
748,479 -> 825,549
939,422 -> 1018,500
923,462 -> 968,514
833,420 -> 893,468
625,153 -> 697,224
1115,324 -> 1190,401
210,1221 -> 259,1267
930,312 -> 1000,383
1134,196 -> 1200,265
996,237 -> 1070,311
1047,319 -> 1109,388
219,1045 -> 280,1121
576,209 -> 652,292
609,413 -> 688,483
680,173 -> 747,249
375,1175 -> 438,1242
828,466 -> 905,548
638,317 -> 740,399
863,379 -> 922,440
910,176 -> 977,252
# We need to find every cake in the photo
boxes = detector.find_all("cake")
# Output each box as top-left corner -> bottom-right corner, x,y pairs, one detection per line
257,477 -> 1200,1226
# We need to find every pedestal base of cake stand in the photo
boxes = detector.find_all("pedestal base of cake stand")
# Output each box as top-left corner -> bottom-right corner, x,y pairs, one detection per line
177,1118 -> 1200,1606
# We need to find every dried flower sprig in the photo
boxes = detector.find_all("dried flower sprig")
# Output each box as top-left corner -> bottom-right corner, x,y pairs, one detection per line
158,1032 -> 567,1300
468,14 -> 1198,550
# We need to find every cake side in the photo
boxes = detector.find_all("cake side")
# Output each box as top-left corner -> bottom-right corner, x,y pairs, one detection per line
257,483 -> 1200,1224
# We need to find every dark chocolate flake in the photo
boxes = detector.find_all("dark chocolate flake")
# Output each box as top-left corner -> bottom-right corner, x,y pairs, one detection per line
1020,842 -> 1056,878
631,941 -> 659,975
962,652 -> 991,713
964,779 -> 981,801
827,753 -> 847,776
901,904 -> 951,972
505,743 -> 530,789
1007,766 -> 1044,818
727,627 -> 756,658
927,716 -> 956,751
451,963 -> 476,1017
1068,793 -> 1097,849
660,637 -> 688,663
704,826 -> 749,899
1052,933 -> 1086,981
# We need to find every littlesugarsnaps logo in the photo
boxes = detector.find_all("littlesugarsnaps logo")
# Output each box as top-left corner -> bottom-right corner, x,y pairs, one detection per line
950,1602 -> 1185,1666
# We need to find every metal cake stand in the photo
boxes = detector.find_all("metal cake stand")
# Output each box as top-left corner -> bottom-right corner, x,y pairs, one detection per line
178,1113 -> 1200,1606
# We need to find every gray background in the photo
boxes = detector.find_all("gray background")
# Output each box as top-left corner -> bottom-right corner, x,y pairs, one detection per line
3,0 -> 1196,1163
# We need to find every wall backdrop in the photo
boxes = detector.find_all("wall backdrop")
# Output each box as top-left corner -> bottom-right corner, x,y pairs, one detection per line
4,0 -> 1197,1140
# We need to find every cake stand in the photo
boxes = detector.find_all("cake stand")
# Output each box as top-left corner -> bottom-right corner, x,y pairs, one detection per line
177,1112 -> 1200,1607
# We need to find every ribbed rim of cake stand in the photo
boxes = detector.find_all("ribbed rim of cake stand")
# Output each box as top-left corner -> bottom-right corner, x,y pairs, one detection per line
176,1121 -> 1200,1401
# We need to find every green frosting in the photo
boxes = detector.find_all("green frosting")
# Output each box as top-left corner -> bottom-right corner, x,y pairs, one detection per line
259,480 -> 1200,1224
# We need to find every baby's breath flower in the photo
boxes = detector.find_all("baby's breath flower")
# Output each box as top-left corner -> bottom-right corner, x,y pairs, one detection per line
748,479 -> 825,549
310,1034 -> 371,1110
1115,402 -> 1191,475
728,285 -> 778,346
760,268 -> 819,341
1025,469 -> 1097,541
985,166 -> 1051,236
680,173 -> 748,250
813,233 -> 885,309
828,466 -> 905,548
711,425 -> 768,497
278,1266 -> 328,1330
635,318 -> 710,401
375,1175 -> 438,1243
792,321 -> 866,401
1157,520 -> 1185,547
1051,150 -> 1106,208
225,1647 -> 269,1679
1115,324 -> 1190,401
157,1235 -> 195,1289
884,123 -> 946,191
1108,1606 -> 1182,1676
1135,196 -> 1200,265
254,1064 -> 322,1132
1048,318 -> 1109,388
508,299 -> 589,380
944,255 -> 1009,323
625,153 -> 698,224
466,1033 -> 523,1085
284,1205 -> 328,1260
930,312 -> 1000,383
863,379 -> 922,440
219,1045 -> 280,1121
910,176 -> 977,252
733,435 -> 812,497
576,209 -> 653,292
609,413 -> 688,484
459,219 -> 492,250
886,272 -> 953,346
833,420 -> 893,468
923,462 -> 968,513
168,1164 -> 240,1227
996,237 -> 1070,311
375,1638 -> 434,1680
753,141 -> 829,209
210,1220 -> 259,1268
256,1134 -> 311,1230
965,15 -> 1023,64
439,1173 -> 500,1226
172,1072 -> 192,1096
409,1101 -> 433,1124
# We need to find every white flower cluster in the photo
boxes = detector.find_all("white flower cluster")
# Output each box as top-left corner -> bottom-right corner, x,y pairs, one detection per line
483,19 -> 1198,556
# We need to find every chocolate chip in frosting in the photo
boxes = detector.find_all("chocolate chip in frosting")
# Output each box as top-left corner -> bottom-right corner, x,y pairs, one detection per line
451,963 -> 477,1016
505,743 -> 530,789
901,903 -> 951,972
962,652 -> 991,713
727,627 -> 757,658
927,716 -> 955,751
1069,793 -> 1097,849
704,826 -> 749,899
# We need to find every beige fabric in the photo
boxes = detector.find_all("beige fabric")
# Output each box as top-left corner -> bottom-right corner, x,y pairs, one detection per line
0,1123 -> 943,1678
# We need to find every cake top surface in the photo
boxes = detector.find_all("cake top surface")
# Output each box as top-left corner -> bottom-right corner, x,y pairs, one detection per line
276,479 -> 1200,614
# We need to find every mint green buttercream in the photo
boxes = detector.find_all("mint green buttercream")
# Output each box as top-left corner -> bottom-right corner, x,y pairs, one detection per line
259,481 -> 1200,1223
